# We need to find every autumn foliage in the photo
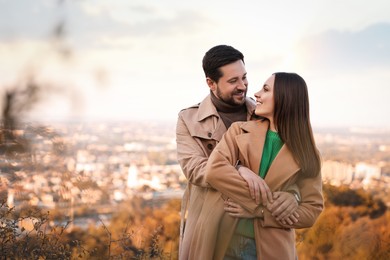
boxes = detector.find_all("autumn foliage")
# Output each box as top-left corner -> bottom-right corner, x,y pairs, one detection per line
1,184 -> 389,259
0,198 -> 181,259
296,184 -> 390,259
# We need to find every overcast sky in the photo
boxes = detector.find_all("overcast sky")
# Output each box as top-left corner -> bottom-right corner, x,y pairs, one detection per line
1,0 -> 390,128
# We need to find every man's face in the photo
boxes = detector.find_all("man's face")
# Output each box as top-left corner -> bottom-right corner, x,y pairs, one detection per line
207,60 -> 248,106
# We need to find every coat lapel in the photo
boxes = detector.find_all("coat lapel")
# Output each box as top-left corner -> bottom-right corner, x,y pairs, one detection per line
235,120 -> 301,190
212,118 -> 228,141
265,145 -> 300,190
235,120 -> 268,174
192,95 -> 227,141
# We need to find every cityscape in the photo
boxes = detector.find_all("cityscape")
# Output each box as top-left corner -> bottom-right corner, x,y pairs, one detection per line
1,120 -> 390,228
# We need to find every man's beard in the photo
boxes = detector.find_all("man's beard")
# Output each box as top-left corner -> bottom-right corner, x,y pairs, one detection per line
216,86 -> 246,107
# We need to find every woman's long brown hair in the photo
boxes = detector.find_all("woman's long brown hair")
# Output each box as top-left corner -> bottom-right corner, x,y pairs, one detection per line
273,72 -> 321,178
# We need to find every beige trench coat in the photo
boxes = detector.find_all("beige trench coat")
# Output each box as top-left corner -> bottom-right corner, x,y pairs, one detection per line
188,120 -> 324,260
176,94 -> 257,259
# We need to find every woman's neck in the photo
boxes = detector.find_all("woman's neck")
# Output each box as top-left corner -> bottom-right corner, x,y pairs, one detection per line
269,118 -> 277,132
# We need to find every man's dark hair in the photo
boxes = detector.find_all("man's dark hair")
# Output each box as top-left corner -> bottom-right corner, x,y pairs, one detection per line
202,45 -> 244,83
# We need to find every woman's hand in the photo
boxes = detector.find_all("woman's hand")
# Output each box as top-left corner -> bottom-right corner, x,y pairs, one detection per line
237,166 -> 273,206
267,191 -> 299,225
224,199 -> 258,218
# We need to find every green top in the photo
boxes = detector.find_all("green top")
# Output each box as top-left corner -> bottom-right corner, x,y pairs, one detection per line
236,130 -> 283,238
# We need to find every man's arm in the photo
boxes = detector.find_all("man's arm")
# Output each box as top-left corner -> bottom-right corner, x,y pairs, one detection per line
176,114 -> 211,187
205,123 -> 272,207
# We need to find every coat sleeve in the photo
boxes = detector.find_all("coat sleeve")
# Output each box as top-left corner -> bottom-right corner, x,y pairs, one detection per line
206,122 -> 324,229
176,113 -> 210,187
205,123 -> 259,208
261,172 -> 323,229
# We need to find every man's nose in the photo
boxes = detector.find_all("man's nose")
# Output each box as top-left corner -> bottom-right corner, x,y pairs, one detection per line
237,80 -> 247,90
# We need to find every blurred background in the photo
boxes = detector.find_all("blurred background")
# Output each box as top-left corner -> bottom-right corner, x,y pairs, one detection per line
1,0 -> 390,127
0,0 -> 389,259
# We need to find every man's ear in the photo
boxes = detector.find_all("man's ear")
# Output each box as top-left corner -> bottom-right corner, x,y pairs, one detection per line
206,77 -> 216,91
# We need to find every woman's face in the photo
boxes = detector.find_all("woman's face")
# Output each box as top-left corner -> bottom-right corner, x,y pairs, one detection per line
254,75 -> 275,120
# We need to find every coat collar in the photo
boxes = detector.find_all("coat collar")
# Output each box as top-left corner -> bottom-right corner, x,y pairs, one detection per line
197,94 -> 219,122
236,120 -> 301,190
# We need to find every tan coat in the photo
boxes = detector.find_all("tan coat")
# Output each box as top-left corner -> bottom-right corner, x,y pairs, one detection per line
176,94 -> 257,259
188,120 -> 324,260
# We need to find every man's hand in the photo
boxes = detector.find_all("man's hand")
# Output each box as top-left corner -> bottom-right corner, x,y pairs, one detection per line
267,191 -> 299,225
224,199 -> 259,218
237,166 -> 273,206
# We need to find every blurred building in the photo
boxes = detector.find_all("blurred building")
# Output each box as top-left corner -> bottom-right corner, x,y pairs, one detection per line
127,163 -> 140,189
322,160 -> 354,186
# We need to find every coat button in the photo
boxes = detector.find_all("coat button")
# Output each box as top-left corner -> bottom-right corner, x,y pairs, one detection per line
208,132 -> 212,138
207,143 -> 213,150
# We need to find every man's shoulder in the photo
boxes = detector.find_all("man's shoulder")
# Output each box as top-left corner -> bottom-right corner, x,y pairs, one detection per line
246,96 -> 256,104
179,103 -> 201,113
177,102 -> 203,124
178,95 -> 215,119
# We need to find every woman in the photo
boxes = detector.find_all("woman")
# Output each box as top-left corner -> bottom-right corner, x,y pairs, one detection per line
188,72 -> 324,260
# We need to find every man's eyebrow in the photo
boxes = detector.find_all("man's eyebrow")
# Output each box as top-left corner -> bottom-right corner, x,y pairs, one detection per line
227,76 -> 239,81
227,73 -> 247,81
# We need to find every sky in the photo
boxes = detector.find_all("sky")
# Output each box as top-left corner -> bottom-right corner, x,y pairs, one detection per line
0,0 -> 390,128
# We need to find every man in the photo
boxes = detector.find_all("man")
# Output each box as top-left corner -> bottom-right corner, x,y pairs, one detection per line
176,45 -> 300,259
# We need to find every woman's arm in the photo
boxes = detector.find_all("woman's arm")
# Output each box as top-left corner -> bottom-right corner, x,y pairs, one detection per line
236,165 -> 273,206
206,123 -> 305,226
237,166 -> 300,224
224,198 -> 300,225
205,123 -> 273,208
226,173 -> 323,229
262,172 -> 324,229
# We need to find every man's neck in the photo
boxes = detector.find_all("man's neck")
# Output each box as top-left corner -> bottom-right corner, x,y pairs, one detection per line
210,91 -> 247,129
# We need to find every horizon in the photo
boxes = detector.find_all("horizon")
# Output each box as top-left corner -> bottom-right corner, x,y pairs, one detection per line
14,117 -> 390,134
